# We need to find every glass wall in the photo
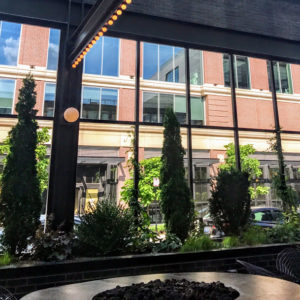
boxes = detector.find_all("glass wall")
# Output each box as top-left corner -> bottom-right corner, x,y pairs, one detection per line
47,29 -> 60,70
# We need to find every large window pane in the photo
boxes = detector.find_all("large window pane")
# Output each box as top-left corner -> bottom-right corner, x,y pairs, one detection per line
191,97 -> 205,125
82,87 -> 101,120
84,38 -> 102,75
174,95 -> 186,124
190,49 -> 203,86
143,92 -> 158,123
268,61 -> 293,94
0,21 -> 21,66
159,45 -> 173,82
101,89 -> 117,121
223,54 -> 250,89
102,37 -> 119,76
276,62 -> 300,131
143,43 -> 158,80
237,57 -> 274,130
44,83 -> 56,117
0,78 -> 14,114
159,93 -> 174,123
84,37 -> 119,76
47,29 -> 60,70
173,47 -> 185,84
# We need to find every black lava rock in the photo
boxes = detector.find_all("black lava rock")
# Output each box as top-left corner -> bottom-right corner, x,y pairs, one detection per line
93,279 -> 240,300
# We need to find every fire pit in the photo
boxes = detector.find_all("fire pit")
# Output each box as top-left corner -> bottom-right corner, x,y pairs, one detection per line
93,278 -> 240,300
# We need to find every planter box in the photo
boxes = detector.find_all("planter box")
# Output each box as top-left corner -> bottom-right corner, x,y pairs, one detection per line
0,243 -> 299,299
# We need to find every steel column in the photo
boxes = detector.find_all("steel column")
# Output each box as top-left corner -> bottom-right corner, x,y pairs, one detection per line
229,54 -> 241,170
46,27 -> 83,231
185,48 -> 194,195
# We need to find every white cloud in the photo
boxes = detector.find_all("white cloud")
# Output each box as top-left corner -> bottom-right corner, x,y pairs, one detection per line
3,37 -> 19,65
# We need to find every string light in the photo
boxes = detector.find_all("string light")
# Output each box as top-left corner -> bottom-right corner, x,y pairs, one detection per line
72,1 -> 133,68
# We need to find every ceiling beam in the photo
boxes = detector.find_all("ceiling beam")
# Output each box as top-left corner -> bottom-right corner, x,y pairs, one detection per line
68,0 -> 124,62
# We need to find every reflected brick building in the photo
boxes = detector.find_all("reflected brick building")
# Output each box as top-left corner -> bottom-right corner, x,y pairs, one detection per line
0,21 -> 300,214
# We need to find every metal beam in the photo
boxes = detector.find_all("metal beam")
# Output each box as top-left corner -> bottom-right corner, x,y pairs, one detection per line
0,0 -> 84,29
68,0 -> 124,62
110,12 -> 300,64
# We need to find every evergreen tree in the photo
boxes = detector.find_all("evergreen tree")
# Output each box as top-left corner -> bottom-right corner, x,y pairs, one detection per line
0,75 -> 41,255
160,108 -> 194,242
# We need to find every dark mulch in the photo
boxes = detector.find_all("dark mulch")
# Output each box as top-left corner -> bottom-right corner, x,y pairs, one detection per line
93,278 -> 240,300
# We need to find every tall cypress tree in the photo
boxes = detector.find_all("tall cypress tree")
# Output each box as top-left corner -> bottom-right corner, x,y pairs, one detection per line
160,108 -> 194,241
0,75 -> 41,255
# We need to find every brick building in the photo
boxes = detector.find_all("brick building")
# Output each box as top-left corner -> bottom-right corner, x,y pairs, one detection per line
0,21 -> 300,216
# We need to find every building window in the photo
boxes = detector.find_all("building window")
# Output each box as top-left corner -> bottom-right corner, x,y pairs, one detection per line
84,37 -> 119,76
268,61 -> 293,94
43,83 -> 56,117
143,92 -> 205,125
0,21 -> 21,66
223,54 -> 250,89
81,87 -> 118,120
143,43 -> 186,83
0,78 -> 15,114
189,49 -> 203,85
47,29 -> 60,71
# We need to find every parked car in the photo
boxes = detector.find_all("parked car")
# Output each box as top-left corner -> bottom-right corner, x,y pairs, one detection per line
203,207 -> 284,239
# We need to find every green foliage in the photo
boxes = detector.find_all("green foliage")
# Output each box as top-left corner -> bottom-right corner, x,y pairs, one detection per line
269,133 -> 299,212
209,168 -> 251,236
153,233 -> 182,253
0,75 -> 41,255
160,108 -> 194,242
219,143 -> 269,200
180,235 -> 218,252
0,252 -> 12,266
149,223 -> 165,233
241,226 -> 269,246
31,217 -> 74,261
121,157 -> 162,207
76,200 -> 133,256
222,236 -> 240,248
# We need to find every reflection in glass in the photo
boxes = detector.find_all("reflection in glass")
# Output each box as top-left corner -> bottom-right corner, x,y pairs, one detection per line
268,61 -> 293,94
44,83 -> 56,117
143,92 -> 158,123
223,54 -> 250,89
0,21 -> 21,66
84,37 -> 119,76
174,95 -> 186,124
190,49 -> 203,85
47,29 -> 60,70
191,97 -> 205,125
82,87 -> 101,119
101,89 -> 117,120
143,43 -> 158,80
159,93 -> 173,123
143,42 -> 185,83
102,37 -> 119,76
0,78 -> 14,114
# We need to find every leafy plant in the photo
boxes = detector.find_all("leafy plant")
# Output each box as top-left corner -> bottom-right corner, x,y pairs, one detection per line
241,226 -> 269,246
76,200 -> 133,256
0,252 -> 12,266
160,108 -> 194,242
121,157 -> 162,207
153,233 -> 182,253
209,168 -> 251,236
0,74 -> 41,255
180,235 -> 218,252
222,236 -> 241,248
269,133 -> 299,212
31,217 -> 74,261
219,143 -> 269,200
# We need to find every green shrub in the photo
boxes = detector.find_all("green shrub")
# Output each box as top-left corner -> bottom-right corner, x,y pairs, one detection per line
222,236 -> 240,248
241,226 -> 269,246
268,223 -> 300,243
76,200 -> 133,256
153,233 -> 182,253
160,108 -> 194,242
0,252 -> 12,266
180,235 -> 218,252
209,168 -> 251,236
31,218 -> 74,261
